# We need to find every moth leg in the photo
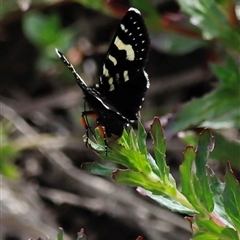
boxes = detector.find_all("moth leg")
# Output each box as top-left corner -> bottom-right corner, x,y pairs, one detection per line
96,123 -> 108,156
80,111 -> 98,146
81,111 -> 108,156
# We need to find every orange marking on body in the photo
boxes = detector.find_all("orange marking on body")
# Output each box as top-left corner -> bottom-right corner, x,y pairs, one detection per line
80,112 -> 99,128
86,113 -> 98,119
80,116 -> 88,128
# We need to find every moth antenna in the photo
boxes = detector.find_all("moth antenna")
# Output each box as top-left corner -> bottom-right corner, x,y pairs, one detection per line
84,100 -> 96,138
55,49 -> 88,90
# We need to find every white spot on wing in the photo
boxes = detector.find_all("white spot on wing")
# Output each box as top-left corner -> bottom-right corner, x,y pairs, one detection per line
103,64 -> 109,76
121,24 -> 128,33
121,24 -> 125,31
144,71 -> 150,89
114,36 -> 135,61
108,54 -> 117,66
108,77 -> 115,91
128,7 -> 141,15
123,70 -> 129,81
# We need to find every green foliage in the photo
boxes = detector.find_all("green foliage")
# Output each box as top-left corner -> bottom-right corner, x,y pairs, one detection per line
5,1 -> 239,238
57,228 -> 64,240
210,56 -> 240,90
177,0 -> 240,51
223,164 -> 240,230
82,118 -> 240,238
22,11 -> 74,52
0,122 -> 19,179
180,131 -> 240,169
167,54 -> 240,134
22,10 -> 75,71
165,0 -> 240,168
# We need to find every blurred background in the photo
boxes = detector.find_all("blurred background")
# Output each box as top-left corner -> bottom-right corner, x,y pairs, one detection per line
1,0 -> 239,240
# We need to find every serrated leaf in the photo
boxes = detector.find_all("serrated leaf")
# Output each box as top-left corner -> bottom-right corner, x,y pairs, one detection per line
223,163 -> 240,231
137,120 -> 147,156
86,130 -> 152,175
181,131 -> 240,169
128,127 -> 140,152
108,141 -> 152,174
137,121 -> 164,178
194,129 -> 214,212
117,127 -> 133,150
180,146 -> 196,201
207,167 -> 233,227
150,117 -> 171,183
81,162 -> 117,176
181,130 -> 215,214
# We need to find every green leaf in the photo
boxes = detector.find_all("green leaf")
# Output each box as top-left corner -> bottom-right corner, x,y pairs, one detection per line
223,163 -> 240,231
150,117 -> 174,185
192,217 -> 239,240
177,0 -> 240,51
81,162 -> 117,176
142,189 -> 196,215
23,11 -> 60,47
180,131 -> 240,169
221,227 -> 239,240
207,167 -> 233,227
211,132 -> 240,169
167,88 -> 240,134
57,228 -> 64,240
0,141 -> 19,179
137,120 -> 148,156
86,129 -> 153,175
210,56 -> 240,90
22,10 -> 74,58
180,130 -> 215,214
195,129 -> 214,212
113,169 -> 175,196
180,146 -> 202,210
152,32 -> 206,55
137,121 -> 164,178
